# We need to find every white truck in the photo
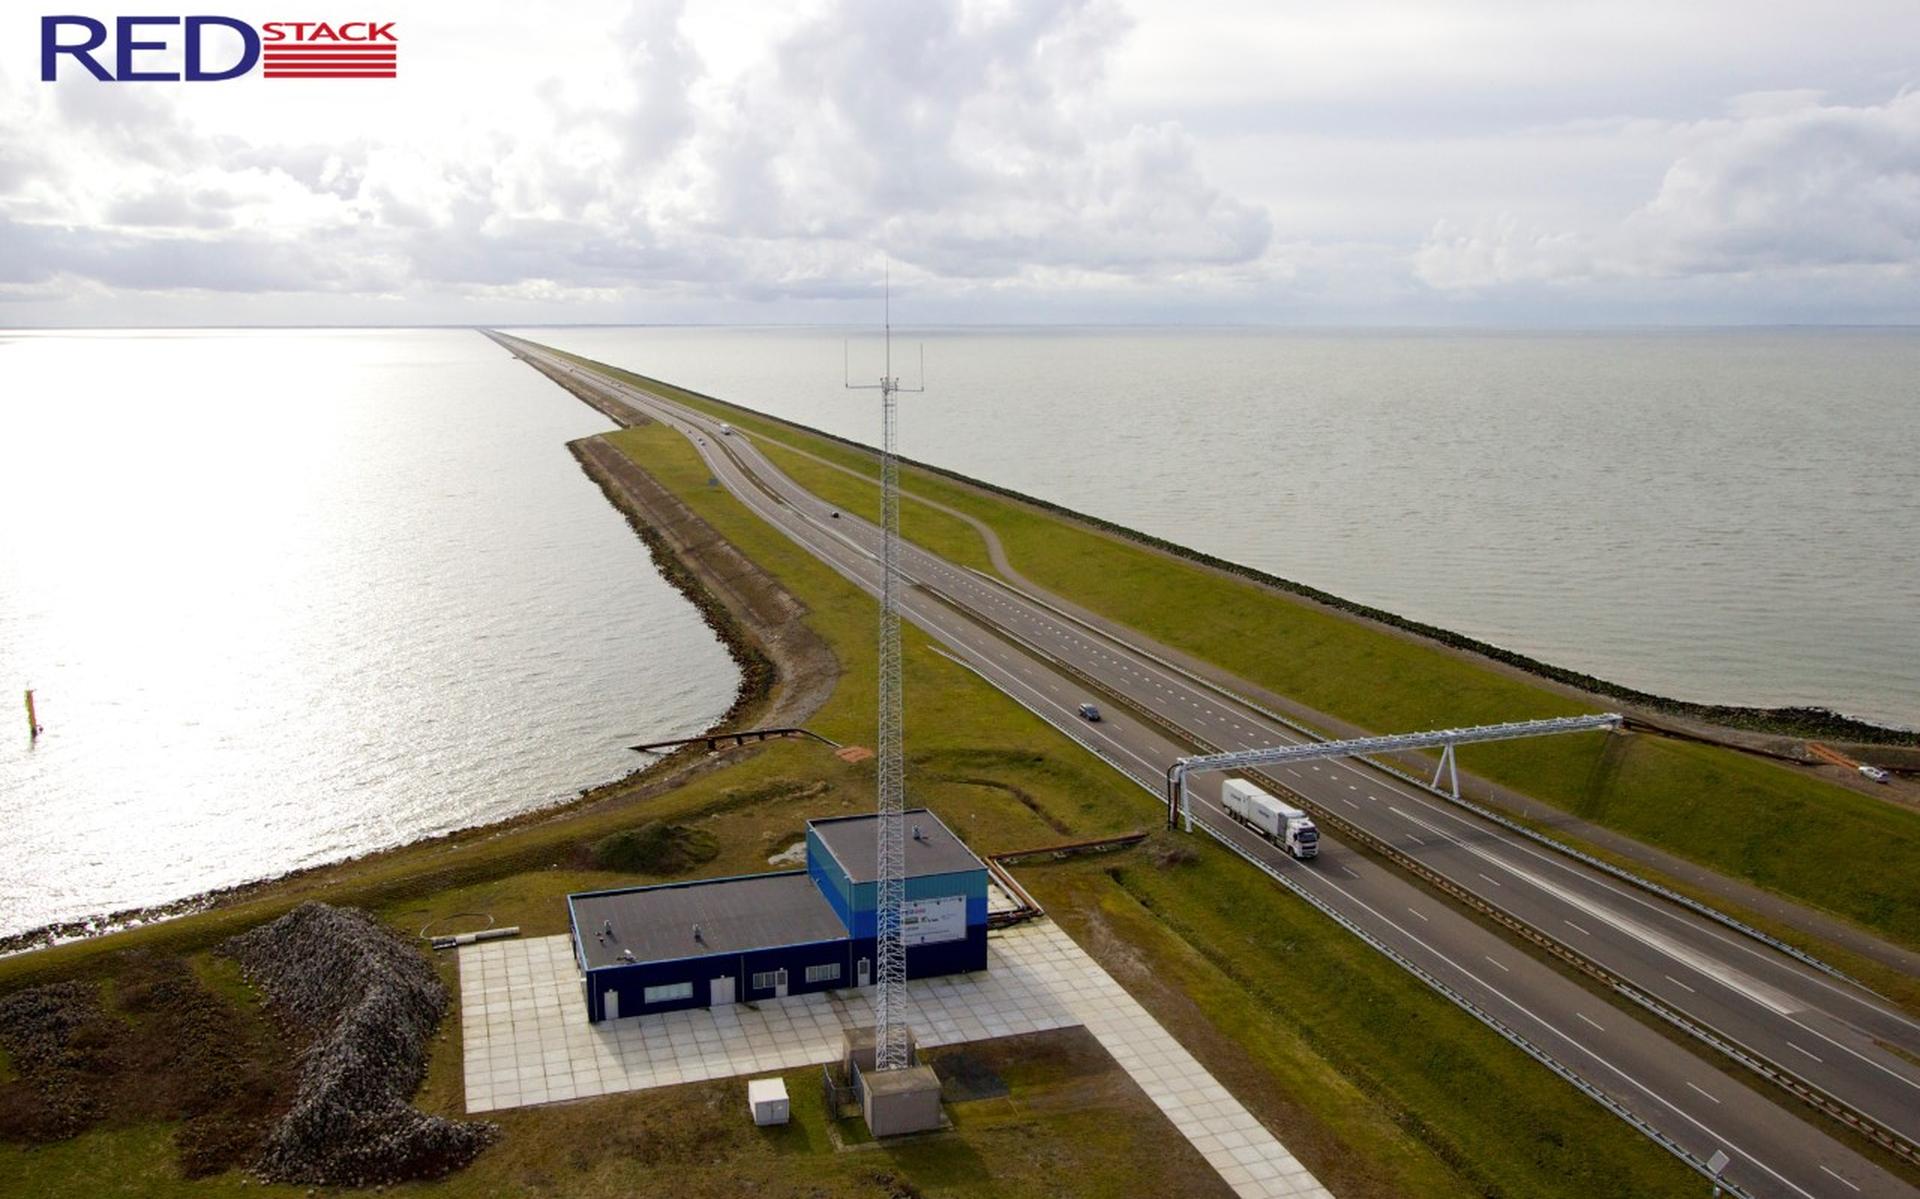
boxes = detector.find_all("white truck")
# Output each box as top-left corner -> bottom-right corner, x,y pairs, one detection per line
1221,777 -> 1319,859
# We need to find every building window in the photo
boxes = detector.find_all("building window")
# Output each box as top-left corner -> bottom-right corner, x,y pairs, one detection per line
643,981 -> 693,1004
804,963 -> 841,984
751,970 -> 784,991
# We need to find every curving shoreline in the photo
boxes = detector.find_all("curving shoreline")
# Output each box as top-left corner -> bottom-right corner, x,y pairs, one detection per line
1,401 -> 840,960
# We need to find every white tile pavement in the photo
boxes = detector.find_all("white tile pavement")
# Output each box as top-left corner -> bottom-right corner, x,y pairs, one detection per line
458,920 -> 1329,1199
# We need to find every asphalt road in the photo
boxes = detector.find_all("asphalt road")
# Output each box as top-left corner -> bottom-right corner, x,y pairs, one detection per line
503,336 -> 1919,1199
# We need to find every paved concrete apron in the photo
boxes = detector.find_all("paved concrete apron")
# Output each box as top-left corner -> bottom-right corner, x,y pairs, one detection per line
459,921 -> 1329,1199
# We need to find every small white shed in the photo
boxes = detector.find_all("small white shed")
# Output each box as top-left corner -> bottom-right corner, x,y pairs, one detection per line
747,1076 -> 790,1126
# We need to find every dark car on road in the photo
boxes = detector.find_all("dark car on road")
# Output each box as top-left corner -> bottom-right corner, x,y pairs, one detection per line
1077,703 -> 1102,722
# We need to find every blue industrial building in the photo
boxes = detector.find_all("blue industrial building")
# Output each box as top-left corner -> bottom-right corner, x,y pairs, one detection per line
568,809 -> 989,1022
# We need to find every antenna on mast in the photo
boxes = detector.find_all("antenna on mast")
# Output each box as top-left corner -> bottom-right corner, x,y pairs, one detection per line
844,260 -> 923,1076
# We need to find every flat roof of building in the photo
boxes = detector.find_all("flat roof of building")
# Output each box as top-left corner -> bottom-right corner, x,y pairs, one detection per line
571,871 -> 846,972
808,808 -> 985,885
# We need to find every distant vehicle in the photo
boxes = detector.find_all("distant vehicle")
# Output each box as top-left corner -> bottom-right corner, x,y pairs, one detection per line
830,510 -> 841,519
718,423 -> 733,436
1861,765 -> 1890,783
1221,778 -> 1319,859
1076,703 -> 1101,722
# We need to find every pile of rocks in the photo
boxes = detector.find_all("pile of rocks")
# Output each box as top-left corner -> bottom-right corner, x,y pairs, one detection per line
222,902 -> 496,1185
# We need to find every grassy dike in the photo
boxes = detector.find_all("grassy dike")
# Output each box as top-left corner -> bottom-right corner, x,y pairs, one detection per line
559,353 -> 1920,966
565,419 -> 1704,1197
1,409 -> 1702,1196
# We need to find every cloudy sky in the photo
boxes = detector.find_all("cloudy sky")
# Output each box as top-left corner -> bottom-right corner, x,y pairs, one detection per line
3,0 -> 1917,325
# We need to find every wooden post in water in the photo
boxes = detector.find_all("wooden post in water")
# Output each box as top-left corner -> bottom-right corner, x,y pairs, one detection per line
24,688 -> 41,739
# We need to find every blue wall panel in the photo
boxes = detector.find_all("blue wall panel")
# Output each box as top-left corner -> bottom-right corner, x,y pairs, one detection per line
580,826 -> 990,1023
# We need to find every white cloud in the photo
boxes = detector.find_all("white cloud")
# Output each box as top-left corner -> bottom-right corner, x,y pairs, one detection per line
1628,90 -> 1920,274
1,1 -> 1916,323
1,0 -> 1271,317
1414,91 -> 1920,299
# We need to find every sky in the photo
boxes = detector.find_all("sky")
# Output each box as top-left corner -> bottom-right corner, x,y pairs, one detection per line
2,0 -> 1917,326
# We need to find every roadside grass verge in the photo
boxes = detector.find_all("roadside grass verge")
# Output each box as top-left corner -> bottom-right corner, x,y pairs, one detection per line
1026,848 -> 1701,1199
568,352 -> 1920,955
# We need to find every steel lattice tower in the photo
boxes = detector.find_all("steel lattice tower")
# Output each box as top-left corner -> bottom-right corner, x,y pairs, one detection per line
846,274 -> 921,1073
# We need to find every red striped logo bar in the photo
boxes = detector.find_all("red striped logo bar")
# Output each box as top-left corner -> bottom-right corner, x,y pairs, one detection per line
261,40 -> 397,78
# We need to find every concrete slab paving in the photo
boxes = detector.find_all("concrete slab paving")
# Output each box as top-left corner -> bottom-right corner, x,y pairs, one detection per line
459,919 -> 1329,1199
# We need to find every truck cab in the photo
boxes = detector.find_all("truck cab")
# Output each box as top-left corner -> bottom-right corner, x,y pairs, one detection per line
1282,815 -> 1320,859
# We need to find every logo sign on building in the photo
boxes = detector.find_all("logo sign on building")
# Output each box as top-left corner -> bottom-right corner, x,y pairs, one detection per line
901,895 -> 966,947
40,16 -> 397,81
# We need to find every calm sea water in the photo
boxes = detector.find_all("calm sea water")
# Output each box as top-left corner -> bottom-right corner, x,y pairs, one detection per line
0,329 -> 738,937
515,326 -> 1920,730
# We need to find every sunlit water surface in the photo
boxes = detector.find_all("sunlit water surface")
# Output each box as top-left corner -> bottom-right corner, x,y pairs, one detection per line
0,329 -> 738,936
517,326 -> 1920,730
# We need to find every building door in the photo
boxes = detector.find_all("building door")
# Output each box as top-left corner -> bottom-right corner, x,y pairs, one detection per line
773,968 -> 789,999
857,957 -> 871,988
603,989 -> 620,1021
710,974 -> 736,1005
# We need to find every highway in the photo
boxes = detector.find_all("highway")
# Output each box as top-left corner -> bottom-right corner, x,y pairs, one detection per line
500,334 -> 1919,1199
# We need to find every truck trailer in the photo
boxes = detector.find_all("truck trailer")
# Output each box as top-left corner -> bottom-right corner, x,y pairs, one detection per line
1220,777 -> 1319,859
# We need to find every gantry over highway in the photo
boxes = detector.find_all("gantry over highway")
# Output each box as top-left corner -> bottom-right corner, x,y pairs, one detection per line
491,333 -> 1920,1199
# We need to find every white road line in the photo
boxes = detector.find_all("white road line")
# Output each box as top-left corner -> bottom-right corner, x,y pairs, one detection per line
1686,1082 -> 1720,1104
1297,862 -> 1824,1199
1787,1041 -> 1824,1064
1407,907 -> 1428,921
1565,920 -> 1592,936
1485,956 -> 1509,972
1781,1010 -> 1920,1097
1478,872 -> 1502,887
1665,974 -> 1697,994
1577,1013 -> 1606,1032
1820,1165 -> 1862,1192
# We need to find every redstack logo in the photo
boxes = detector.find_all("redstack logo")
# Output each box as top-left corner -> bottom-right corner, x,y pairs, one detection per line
40,16 -> 398,81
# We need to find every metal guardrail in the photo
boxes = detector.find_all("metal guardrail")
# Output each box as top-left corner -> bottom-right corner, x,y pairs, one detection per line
933,635 -> 1766,1193
1189,817 -> 1762,1199
919,574 -> 1919,1167
961,565 -> 1871,993
1237,763 -> 1918,1168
